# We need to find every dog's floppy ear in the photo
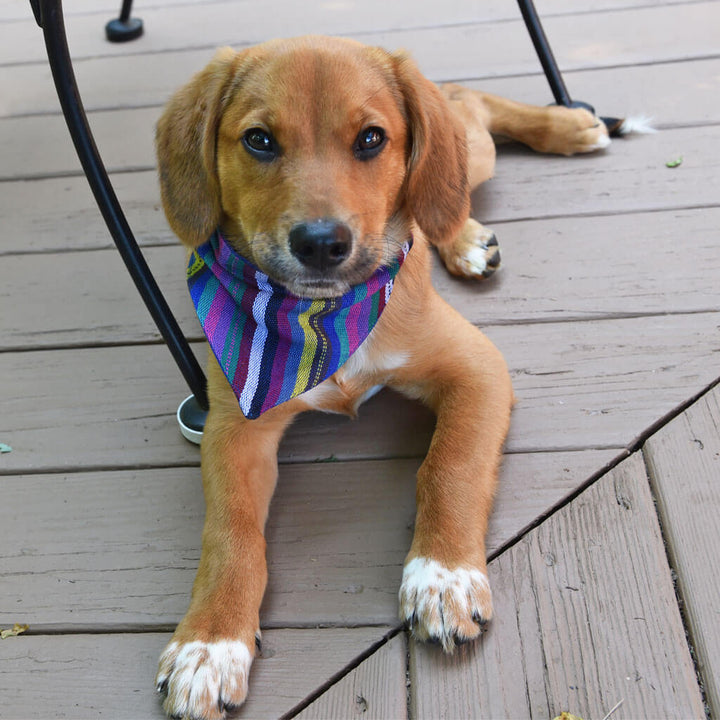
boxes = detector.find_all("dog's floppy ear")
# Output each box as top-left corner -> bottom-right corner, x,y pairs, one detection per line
392,53 -> 470,246
156,47 -> 240,247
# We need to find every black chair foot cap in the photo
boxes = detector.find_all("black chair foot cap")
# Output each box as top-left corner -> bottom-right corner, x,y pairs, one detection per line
105,17 -> 143,43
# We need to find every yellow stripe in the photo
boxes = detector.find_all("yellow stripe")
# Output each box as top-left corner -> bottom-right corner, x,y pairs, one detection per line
293,300 -> 323,396
187,251 -> 205,279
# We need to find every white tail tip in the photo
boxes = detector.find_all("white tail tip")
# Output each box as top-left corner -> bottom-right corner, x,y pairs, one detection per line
617,116 -> 657,135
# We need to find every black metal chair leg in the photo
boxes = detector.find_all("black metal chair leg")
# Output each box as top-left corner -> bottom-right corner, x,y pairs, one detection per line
31,0 -> 209,429
106,0 -> 143,43
516,0 -> 623,132
517,0 -> 576,108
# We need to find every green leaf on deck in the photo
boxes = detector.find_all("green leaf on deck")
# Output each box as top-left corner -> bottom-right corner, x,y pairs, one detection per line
0,443 -> 12,453
1,623 -> 29,639
665,156 -> 683,168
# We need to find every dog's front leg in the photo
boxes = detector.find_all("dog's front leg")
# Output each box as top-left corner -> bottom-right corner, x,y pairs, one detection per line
156,367 -> 296,720
394,296 -> 513,651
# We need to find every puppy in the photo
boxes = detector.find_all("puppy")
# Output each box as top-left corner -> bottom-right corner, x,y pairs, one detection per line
154,35 -> 613,719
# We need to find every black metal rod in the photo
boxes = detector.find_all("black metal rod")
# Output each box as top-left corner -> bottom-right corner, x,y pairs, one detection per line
516,0 -> 572,107
35,0 -> 209,410
118,0 -> 134,23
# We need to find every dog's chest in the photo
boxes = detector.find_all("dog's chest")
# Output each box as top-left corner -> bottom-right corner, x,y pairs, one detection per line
300,339 -> 410,415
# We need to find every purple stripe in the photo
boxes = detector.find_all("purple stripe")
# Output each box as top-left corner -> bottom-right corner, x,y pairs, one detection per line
260,292 -> 301,412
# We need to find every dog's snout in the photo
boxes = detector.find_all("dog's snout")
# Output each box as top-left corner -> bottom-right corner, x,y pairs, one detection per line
289,220 -> 352,271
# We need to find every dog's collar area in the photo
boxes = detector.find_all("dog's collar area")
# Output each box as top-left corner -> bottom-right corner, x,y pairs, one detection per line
187,229 -> 412,419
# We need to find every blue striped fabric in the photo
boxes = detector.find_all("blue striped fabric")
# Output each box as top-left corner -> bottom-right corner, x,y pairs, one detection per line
188,230 -> 412,418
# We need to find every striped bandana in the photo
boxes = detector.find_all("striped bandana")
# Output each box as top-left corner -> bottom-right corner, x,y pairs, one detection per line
188,230 -> 412,419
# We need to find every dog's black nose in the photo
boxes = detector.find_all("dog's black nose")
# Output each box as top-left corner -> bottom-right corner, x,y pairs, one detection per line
289,220 -> 352,271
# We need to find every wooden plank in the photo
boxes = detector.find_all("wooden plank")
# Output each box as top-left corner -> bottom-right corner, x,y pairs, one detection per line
468,57 -> 720,131
4,205 -> 720,350
472,124 -> 720,223
409,452 -> 705,719
6,46 -> 719,125
497,312 -> 720,453
0,244 -> 193,350
0,342 -> 202,472
4,1 -> 718,73
0,450 -> 617,628
643,384 -> 720,713
0,0 -> 228,21
434,207 -> 720,325
0,106 -> 157,180
0,171 -> 174,254
1,312 -> 718,473
0,627 -> 391,720
295,634 -> 407,719
0,0 -> 702,24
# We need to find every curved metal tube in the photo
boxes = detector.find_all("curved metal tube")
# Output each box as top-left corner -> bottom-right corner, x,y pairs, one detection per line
31,0 -> 209,411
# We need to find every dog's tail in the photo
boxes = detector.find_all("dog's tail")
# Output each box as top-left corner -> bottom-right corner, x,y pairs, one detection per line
602,115 -> 657,137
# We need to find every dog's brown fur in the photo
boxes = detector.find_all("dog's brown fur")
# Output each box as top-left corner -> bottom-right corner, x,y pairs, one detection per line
155,36 -> 611,719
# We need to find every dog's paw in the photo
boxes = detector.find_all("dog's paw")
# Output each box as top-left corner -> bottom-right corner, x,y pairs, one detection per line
543,106 -> 611,155
399,556 -> 492,652
438,219 -> 501,280
156,639 -> 253,720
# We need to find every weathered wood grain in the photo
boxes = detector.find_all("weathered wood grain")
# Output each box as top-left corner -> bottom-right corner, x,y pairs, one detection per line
0,0 -> 228,21
498,311 -> 720,452
0,0 -> 701,23
473,123 -> 720,222
4,1 -> 718,74
470,57 -> 720,131
6,47 -> 719,125
3,206 -> 720,350
643,384 -> 720,713
0,627 -> 392,720
0,450 -> 617,628
0,171 -> 174,254
295,634 -> 407,719
410,452 -> 705,719
0,106 -> 158,180
0,243 -> 193,350
1,312 -> 718,473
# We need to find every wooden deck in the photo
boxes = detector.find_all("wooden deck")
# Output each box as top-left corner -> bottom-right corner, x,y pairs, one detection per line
1,0 -> 719,717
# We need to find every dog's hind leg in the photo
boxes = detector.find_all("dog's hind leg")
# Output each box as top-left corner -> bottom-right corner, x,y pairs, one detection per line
442,83 -> 611,157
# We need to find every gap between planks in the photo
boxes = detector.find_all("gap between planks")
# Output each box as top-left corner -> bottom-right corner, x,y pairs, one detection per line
489,374 -> 720,562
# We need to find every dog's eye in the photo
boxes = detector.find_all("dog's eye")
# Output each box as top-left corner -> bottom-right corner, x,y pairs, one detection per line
354,126 -> 386,160
242,128 -> 277,161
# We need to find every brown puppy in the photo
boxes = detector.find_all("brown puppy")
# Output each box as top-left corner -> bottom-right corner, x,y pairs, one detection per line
155,35 -> 611,719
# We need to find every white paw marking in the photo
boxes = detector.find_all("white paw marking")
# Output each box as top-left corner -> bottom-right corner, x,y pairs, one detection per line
156,639 -> 252,720
462,246 -> 490,275
399,557 -> 492,652
587,132 -> 612,151
450,226 -> 500,279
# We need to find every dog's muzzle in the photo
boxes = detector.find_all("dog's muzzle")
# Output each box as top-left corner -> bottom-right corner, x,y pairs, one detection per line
289,219 -> 353,271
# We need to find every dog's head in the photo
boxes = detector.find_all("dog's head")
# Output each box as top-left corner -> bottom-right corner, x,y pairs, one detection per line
157,36 -> 469,297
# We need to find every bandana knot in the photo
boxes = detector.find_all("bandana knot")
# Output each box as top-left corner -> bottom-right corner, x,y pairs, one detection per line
188,230 -> 412,419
